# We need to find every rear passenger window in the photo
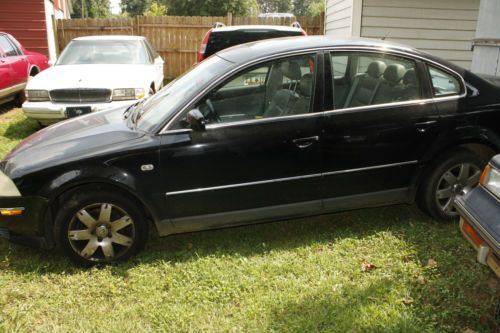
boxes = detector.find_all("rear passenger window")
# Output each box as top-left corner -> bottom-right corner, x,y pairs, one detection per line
428,66 -> 461,97
331,52 -> 421,109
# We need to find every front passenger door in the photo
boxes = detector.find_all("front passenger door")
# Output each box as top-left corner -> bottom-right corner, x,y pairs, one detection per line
158,53 -> 324,231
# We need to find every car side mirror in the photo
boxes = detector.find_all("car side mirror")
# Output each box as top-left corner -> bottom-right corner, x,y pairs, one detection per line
181,108 -> 206,131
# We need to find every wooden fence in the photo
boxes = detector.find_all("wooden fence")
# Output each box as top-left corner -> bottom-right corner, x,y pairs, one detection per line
56,15 -> 324,80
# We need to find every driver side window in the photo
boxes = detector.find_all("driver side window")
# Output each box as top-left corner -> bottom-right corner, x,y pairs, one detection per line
194,54 -> 316,125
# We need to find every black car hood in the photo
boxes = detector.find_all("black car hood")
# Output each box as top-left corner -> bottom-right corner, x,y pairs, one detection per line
4,107 -> 145,179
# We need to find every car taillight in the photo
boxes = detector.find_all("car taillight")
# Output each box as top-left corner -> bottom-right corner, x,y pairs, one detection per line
197,29 -> 212,63
480,164 -> 500,198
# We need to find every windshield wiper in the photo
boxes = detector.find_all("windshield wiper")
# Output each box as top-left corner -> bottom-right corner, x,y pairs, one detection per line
123,101 -> 141,119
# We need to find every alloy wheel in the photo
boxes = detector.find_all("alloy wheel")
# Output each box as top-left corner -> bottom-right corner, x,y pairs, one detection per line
435,163 -> 481,216
67,203 -> 136,262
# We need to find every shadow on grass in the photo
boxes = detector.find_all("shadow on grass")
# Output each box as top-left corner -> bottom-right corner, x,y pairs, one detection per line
0,101 -> 17,114
266,279 -> 424,333
1,204 -> 426,273
2,116 -> 39,140
1,204 -> 497,331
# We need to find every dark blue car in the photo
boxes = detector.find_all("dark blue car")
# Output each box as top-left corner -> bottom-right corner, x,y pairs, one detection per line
455,155 -> 500,277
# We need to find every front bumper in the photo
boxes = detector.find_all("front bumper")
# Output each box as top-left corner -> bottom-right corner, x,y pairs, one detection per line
0,195 -> 51,248
22,99 -> 138,125
455,187 -> 500,277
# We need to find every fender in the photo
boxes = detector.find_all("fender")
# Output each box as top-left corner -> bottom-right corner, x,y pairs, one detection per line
422,125 -> 500,164
38,164 -> 162,225
27,65 -> 39,78
407,124 -> 500,201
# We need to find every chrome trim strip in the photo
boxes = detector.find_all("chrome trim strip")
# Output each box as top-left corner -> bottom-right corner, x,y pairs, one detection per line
166,172 -> 322,196
165,160 -> 418,196
323,160 -> 418,176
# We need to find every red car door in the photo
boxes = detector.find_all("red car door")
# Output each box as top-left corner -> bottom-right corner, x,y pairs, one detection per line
0,35 -> 28,86
0,48 -> 14,95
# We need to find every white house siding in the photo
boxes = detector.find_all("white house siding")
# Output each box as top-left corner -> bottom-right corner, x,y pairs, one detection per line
360,0 -> 480,69
325,0 -> 354,38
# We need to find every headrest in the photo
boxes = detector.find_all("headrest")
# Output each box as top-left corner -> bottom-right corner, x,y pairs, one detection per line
403,69 -> 416,85
366,61 -> 387,78
299,73 -> 313,97
281,61 -> 302,80
383,64 -> 406,84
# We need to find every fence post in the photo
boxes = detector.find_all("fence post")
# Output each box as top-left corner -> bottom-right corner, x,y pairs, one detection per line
226,12 -> 232,26
134,16 -> 140,35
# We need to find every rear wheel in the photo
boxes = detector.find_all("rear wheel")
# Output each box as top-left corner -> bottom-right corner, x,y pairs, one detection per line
56,188 -> 147,266
418,148 -> 485,221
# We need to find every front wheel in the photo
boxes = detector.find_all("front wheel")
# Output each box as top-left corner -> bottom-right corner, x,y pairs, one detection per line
418,148 -> 485,222
56,188 -> 147,266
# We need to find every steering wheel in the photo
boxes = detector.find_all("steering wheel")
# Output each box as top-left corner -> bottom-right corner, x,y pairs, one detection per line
205,99 -> 221,123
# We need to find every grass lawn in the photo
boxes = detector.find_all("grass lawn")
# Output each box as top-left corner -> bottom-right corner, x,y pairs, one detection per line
0,107 -> 498,332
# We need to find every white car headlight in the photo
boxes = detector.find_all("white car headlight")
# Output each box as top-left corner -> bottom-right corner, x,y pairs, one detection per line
480,164 -> 500,198
112,88 -> 145,101
26,90 -> 50,102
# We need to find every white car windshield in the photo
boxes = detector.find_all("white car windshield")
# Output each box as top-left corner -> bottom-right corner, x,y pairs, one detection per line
57,40 -> 150,65
137,55 -> 232,132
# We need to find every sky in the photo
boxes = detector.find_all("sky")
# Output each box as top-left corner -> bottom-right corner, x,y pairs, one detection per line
110,0 -> 120,14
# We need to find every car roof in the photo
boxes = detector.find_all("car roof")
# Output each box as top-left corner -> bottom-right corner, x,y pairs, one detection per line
212,25 -> 303,33
72,35 -> 146,41
216,36 -> 463,72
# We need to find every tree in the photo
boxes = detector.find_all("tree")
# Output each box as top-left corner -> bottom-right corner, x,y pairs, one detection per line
144,2 -> 168,16
292,0 -> 324,16
164,0 -> 257,16
72,0 -> 111,18
120,0 -> 151,17
256,0 -> 291,13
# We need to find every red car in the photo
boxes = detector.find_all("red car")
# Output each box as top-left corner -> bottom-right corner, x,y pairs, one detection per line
0,32 -> 48,105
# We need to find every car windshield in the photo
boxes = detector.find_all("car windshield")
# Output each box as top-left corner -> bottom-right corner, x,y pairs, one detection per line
136,55 -> 232,132
57,40 -> 149,65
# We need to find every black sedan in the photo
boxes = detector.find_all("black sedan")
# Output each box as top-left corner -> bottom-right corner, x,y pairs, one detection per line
1,37 -> 500,265
455,155 -> 500,277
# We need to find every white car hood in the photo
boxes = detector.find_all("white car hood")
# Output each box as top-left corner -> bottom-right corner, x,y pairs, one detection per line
27,64 -> 155,90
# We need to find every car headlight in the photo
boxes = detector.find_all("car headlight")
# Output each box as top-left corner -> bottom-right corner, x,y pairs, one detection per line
480,164 -> 500,198
112,88 -> 145,101
26,90 -> 50,102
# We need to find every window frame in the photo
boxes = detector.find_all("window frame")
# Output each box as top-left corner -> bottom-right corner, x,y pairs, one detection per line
329,50 -> 425,111
325,48 -> 466,113
0,35 -> 20,57
426,63 -> 464,98
161,50 -> 322,133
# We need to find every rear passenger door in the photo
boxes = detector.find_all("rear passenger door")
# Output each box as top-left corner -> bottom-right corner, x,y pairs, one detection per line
321,51 -> 439,207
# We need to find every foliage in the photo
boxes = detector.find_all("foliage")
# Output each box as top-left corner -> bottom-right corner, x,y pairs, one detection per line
120,0 -> 151,17
308,0 -> 324,16
71,0 -> 111,18
164,0 -> 256,16
292,0 -> 324,16
257,0 -> 291,14
144,1 -> 168,16
0,108 -> 497,333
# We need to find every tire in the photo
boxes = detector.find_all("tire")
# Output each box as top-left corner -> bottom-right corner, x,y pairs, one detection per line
55,187 -> 147,266
418,148 -> 485,222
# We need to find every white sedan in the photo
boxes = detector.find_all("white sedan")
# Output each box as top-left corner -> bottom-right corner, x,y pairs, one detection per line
23,35 -> 164,125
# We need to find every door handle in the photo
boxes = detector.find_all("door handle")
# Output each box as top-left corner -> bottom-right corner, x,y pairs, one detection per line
415,120 -> 437,133
292,136 -> 319,149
